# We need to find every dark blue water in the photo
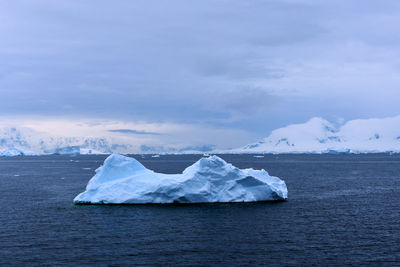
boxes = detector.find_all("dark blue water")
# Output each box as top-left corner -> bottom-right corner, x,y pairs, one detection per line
1,154 -> 400,266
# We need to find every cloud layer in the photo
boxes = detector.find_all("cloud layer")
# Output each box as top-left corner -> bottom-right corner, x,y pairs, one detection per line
1,0 -> 400,147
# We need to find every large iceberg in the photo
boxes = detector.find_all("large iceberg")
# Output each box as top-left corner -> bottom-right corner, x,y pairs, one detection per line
74,154 -> 287,204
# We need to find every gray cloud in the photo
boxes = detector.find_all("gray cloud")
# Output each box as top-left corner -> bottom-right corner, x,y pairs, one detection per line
108,129 -> 161,135
0,0 -> 400,136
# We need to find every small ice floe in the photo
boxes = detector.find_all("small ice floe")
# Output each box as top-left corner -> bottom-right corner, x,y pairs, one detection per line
253,155 -> 265,158
151,154 -> 160,158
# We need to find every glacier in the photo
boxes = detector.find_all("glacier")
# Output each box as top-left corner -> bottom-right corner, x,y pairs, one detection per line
0,147 -> 38,156
232,115 -> 400,154
45,146 -> 81,155
73,154 -> 287,204
44,146 -> 108,155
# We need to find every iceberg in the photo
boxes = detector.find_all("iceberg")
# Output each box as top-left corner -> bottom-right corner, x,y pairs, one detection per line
74,154 -> 287,204
0,147 -> 38,156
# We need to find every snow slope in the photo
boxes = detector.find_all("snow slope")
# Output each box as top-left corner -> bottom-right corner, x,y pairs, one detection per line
74,154 -> 287,204
233,115 -> 400,153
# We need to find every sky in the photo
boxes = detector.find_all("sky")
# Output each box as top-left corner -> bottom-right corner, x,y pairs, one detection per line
1,0 -> 400,150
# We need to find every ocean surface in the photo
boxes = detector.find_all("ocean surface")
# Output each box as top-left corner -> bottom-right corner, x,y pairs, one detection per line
1,154 -> 400,266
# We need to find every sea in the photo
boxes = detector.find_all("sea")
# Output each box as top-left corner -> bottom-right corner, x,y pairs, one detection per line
1,154 -> 400,266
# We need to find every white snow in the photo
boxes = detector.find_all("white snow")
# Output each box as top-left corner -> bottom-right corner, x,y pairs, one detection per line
0,147 -> 38,156
232,115 -> 400,154
74,154 -> 287,204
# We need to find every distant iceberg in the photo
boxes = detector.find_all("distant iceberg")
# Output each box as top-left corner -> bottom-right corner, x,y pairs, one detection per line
0,147 -> 38,157
74,154 -> 287,204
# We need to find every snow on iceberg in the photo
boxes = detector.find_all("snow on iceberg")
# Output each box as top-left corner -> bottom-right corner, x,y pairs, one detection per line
74,154 -> 287,204
0,147 -> 38,156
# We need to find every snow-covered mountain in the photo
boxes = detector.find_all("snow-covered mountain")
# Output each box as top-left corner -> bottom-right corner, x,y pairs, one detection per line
0,126 -> 222,155
3,115 -> 400,155
232,115 -> 400,154
0,127 -> 130,155
0,126 -> 212,155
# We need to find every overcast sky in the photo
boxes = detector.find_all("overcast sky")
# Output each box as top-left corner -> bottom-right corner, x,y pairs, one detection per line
1,0 -> 400,149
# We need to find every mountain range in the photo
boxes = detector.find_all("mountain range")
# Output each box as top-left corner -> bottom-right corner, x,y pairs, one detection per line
231,115 -> 400,153
0,127 -> 126,155
2,115 -> 400,155
0,127 -> 213,155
